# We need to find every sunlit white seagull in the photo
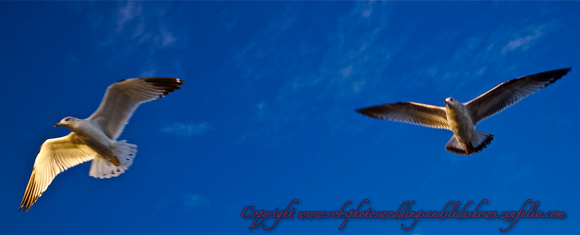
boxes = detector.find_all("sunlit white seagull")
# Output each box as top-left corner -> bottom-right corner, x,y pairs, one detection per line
20,77 -> 183,211
356,68 -> 571,155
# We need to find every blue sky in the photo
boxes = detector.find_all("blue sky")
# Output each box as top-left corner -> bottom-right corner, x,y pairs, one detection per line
1,1 -> 579,234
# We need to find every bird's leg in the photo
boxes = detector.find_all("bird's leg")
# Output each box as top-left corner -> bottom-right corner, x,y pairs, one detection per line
104,154 -> 120,166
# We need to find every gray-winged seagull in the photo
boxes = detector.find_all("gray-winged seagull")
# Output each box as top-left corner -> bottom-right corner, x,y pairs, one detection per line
356,68 -> 571,155
20,77 -> 183,211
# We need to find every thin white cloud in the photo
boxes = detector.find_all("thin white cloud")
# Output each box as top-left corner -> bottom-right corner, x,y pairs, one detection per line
501,24 -> 548,54
115,2 -> 176,49
139,69 -> 156,77
183,193 -> 210,209
157,28 -> 176,48
502,35 -> 537,53
362,4 -> 373,18
227,2 -> 395,144
162,122 -> 211,137
291,1 -> 395,99
116,0 -> 141,32
411,21 -> 557,96
88,1 -> 182,75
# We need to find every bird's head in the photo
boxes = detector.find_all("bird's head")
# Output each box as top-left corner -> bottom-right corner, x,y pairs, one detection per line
55,116 -> 78,128
444,97 -> 459,106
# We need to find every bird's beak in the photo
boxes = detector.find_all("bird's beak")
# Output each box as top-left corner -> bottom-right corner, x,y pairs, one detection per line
54,123 -> 63,127
444,100 -> 451,108
444,98 -> 452,105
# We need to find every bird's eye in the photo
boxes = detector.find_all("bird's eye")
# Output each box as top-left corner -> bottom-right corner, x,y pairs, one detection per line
65,118 -> 70,122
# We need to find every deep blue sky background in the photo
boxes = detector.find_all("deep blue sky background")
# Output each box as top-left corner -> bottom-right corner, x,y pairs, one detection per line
1,1 -> 579,234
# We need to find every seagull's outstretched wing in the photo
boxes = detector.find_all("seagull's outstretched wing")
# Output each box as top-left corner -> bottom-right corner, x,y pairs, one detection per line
88,77 -> 183,140
466,68 -> 571,124
20,133 -> 96,212
356,102 -> 450,129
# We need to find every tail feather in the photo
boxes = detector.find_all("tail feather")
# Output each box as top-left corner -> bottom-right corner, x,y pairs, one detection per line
445,131 -> 493,155
89,140 -> 137,179
445,135 -> 465,154
473,130 -> 494,153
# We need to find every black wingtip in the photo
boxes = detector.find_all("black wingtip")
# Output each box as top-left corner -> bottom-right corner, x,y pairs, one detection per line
533,67 -> 572,87
354,106 -> 377,119
142,77 -> 184,97
354,102 -> 409,119
548,67 -> 571,76
519,67 -> 571,78
538,67 -> 571,78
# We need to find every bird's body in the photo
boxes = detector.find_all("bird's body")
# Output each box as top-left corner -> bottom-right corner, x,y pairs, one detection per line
443,97 -> 493,154
356,68 -> 571,155
20,77 -> 183,212
56,117 -> 129,167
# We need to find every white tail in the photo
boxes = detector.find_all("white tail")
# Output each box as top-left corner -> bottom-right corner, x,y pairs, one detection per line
89,140 -> 137,179
445,130 -> 493,155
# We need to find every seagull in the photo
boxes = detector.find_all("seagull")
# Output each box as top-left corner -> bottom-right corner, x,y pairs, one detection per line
20,77 -> 183,212
356,68 -> 571,155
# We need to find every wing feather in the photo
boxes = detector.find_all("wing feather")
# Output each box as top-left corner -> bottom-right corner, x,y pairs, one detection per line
87,77 -> 183,140
356,102 -> 450,130
466,68 -> 571,124
19,133 -> 96,212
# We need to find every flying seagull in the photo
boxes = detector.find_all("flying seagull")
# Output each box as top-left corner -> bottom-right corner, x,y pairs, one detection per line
356,68 -> 571,155
20,77 -> 183,212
